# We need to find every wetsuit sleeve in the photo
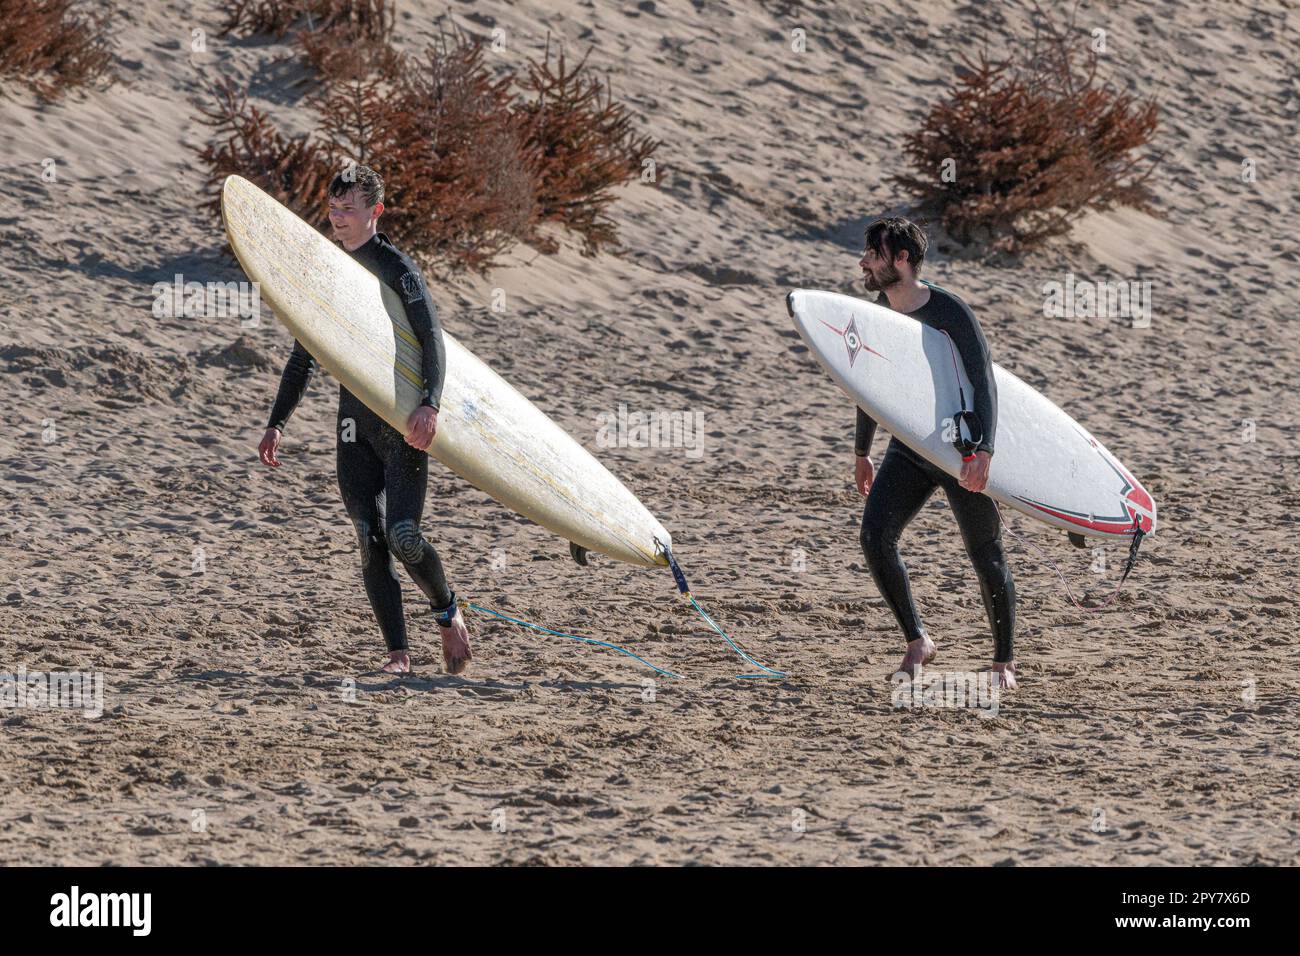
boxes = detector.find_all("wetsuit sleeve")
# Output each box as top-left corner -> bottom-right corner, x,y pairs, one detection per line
267,339 -> 317,432
854,293 -> 888,455
855,406 -> 877,457
945,302 -> 998,455
395,268 -> 446,410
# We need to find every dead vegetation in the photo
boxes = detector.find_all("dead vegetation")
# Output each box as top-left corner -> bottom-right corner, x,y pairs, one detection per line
202,5 -> 660,274
0,0 -> 114,100
891,4 -> 1160,252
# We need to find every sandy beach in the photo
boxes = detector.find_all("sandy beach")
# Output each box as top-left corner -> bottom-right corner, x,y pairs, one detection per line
1,0 -> 1297,865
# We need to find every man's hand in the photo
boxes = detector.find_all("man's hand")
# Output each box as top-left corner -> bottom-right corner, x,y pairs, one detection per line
258,427 -> 283,467
959,450 -> 992,493
855,454 -> 875,497
405,405 -> 438,450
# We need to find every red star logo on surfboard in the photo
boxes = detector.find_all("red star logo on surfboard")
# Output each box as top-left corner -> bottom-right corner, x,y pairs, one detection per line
819,316 -> 885,367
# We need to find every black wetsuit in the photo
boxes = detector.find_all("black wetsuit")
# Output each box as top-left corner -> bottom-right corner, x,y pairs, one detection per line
267,232 -> 454,652
855,283 -> 1015,662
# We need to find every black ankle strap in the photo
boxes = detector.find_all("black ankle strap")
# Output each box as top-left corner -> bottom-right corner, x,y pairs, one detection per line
432,591 -> 459,627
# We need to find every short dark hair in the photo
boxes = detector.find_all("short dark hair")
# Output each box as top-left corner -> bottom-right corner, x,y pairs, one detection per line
865,217 -> 927,273
329,164 -> 384,208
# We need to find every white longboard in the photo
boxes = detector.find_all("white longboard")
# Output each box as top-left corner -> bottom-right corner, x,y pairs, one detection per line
223,175 -> 671,567
787,289 -> 1156,539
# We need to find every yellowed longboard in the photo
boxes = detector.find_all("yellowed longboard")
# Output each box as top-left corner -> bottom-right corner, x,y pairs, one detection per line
222,175 -> 670,567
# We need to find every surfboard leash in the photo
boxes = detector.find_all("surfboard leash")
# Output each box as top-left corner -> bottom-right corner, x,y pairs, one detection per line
995,505 -> 1146,612
658,541 -> 788,680
456,545 -> 789,682
458,601 -> 685,680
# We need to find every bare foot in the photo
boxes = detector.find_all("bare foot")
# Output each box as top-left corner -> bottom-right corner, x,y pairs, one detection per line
992,661 -> 1017,690
895,634 -> 937,678
381,651 -> 410,674
439,610 -> 472,675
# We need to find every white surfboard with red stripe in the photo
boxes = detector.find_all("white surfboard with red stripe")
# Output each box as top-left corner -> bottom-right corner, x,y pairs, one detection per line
788,289 -> 1156,539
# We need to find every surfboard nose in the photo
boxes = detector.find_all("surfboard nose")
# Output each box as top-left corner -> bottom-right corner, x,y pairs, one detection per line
1125,483 -> 1157,535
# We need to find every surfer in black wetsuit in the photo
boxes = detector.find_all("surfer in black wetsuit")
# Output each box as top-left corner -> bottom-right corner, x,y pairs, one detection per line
257,166 -> 472,676
853,218 -> 1017,689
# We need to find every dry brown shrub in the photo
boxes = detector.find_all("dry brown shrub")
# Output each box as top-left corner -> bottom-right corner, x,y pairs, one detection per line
891,5 -> 1160,252
315,34 -> 539,275
0,0 -> 114,99
199,22 -> 658,273
221,0 -> 393,42
297,21 -> 400,82
197,77 -> 334,224
512,39 -> 661,255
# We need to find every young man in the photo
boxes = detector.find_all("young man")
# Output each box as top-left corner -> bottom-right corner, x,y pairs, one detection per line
854,218 -> 1016,689
257,166 -> 472,676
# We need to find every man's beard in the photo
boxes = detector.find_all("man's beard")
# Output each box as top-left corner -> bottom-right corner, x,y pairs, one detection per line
862,262 -> 900,292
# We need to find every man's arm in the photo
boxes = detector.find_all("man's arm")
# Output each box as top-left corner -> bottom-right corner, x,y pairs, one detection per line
266,340 -> 317,432
396,269 -> 446,409
945,302 -> 998,456
855,406 -> 876,457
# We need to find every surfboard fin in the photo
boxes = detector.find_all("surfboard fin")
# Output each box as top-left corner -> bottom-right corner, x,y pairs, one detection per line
1068,532 -> 1087,549
569,542 -> 591,566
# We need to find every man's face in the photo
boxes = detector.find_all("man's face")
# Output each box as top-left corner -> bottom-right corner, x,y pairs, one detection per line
328,188 -> 380,247
859,243 -> 903,292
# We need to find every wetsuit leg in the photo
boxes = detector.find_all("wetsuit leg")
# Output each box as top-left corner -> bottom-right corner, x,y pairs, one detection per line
860,439 -> 940,642
374,426 -> 454,612
336,420 -> 409,652
941,476 -> 1016,663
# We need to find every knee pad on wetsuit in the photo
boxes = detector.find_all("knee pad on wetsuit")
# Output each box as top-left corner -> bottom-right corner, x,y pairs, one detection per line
386,518 -> 427,565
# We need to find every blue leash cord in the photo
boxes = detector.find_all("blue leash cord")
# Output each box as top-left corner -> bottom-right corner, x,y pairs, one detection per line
686,594 -> 787,680
661,542 -> 787,680
458,545 -> 787,682
462,601 -> 684,680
